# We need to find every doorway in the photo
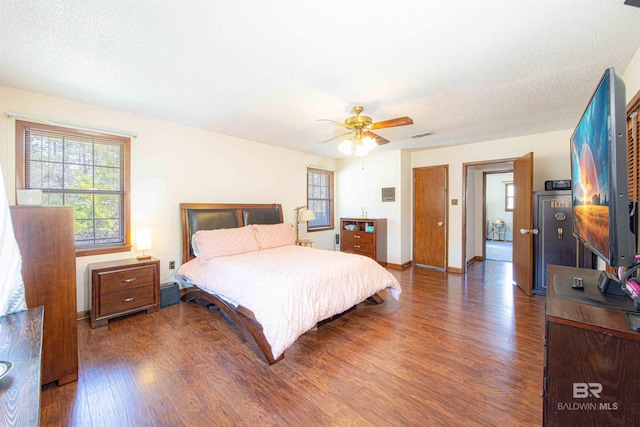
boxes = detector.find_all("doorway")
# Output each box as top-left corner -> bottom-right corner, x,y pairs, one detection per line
461,153 -> 535,295
484,171 -> 513,262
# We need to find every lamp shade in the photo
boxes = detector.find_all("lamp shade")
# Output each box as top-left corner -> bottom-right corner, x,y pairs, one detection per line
136,228 -> 152,251
299,209 -> 316,222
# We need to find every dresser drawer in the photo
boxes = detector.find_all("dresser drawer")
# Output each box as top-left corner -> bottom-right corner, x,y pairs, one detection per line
99,265 -> 155,294
343,240 -> 374,255
342,231 -> 374,246
99,284 -> 156,317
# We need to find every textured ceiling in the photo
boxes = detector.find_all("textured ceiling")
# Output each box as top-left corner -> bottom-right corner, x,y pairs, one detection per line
1,1 -> 640,158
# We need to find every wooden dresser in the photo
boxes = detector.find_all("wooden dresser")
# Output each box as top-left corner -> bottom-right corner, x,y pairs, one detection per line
88,257 -> 160,328
544,265 -> 640,425
10,206 -> 78,387
0,306 -> 44,426
340,218 -> 387,266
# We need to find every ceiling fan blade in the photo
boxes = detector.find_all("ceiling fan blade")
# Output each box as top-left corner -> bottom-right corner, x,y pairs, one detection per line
364,131 -> 390,145
317,130 -> 353,145
370,116 -> 413,130
317,119 -> 350,128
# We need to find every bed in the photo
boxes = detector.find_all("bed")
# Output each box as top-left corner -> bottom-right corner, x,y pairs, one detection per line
177,203 -> 401,364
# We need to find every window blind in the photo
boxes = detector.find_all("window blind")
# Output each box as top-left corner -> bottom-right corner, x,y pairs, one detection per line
628,91 -> 640,202
24,127 -> 126,248
307,168 -> 334,230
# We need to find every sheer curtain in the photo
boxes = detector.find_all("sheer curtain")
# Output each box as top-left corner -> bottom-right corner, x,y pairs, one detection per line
0,163 -> 26,316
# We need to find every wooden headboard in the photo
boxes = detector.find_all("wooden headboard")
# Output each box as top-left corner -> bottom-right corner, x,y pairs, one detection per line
180,203 -> 283,263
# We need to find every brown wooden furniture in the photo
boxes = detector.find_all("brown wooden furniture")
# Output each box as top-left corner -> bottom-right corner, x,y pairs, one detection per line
10,206 -> 78,387
88,257 -> 160,328
0,306 -> 43,426
340,218 -> 387,265
179,203 -> 384,365
544,265 -> 640,426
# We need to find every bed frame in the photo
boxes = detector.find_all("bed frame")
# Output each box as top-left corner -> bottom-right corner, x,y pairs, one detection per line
178,202 -> 383,364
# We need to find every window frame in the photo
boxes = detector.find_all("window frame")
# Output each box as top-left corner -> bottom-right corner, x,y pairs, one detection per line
627,89 -> 640,201
306,167 -> 334,232
15,120 -> 132,257
505,182 -> 515,212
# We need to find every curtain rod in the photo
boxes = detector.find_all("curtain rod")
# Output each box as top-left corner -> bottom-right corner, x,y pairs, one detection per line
306,164 -> 337,171
4,111 -> 137,138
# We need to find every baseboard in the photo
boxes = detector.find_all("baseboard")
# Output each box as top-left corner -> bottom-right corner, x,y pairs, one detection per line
447,266 -> 463,274
387,261 -> 412,270
77,310 -> 89,320
467,256 -> 484,266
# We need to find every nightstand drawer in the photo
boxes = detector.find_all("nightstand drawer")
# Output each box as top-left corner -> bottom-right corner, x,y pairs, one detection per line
99,285 -> 155,317
99,266 -> 155,294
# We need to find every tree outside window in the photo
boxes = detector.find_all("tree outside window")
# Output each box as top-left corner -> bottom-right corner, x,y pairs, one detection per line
16,120 -> 131,256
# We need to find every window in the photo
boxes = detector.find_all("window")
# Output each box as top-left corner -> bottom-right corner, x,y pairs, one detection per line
307,167 -> 334,231
16,120 -> 131,256
505,182 -> 514,211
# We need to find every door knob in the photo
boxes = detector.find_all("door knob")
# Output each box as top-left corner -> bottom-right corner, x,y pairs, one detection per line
437,221 -> 444,226
520,228 -> 539,234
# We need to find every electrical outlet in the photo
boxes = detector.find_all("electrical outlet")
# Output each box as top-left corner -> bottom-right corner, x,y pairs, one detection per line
169,261 -> 175,270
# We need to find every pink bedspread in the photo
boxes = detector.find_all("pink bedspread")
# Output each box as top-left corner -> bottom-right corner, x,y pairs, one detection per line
177,245 -> 401,360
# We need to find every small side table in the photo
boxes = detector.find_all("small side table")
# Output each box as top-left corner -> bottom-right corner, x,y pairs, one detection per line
88,257 -> 160,328
296,239 -> 314,247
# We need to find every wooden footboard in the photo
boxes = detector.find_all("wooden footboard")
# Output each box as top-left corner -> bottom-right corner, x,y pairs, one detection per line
181,287 -> 282,365
181,287 -> 384,364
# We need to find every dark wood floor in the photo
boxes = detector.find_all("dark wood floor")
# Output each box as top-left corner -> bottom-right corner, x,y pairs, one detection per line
41,261 -> 546,426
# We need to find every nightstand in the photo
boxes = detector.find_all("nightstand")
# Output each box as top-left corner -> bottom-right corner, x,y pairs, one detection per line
88,257 -> 160,328
296,239 -> 314,247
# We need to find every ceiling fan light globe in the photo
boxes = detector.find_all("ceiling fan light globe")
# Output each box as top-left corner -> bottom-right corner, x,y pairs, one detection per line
338,139 -> 352,154
362,136 -> 376,150
355,140 -> 375,157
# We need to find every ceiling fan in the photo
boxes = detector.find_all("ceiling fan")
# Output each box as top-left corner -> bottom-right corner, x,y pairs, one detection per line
318,106 -> 413,156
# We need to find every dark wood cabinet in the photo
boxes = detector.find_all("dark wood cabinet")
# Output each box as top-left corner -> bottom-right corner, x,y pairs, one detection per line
88,257 -> 160,328
544,265 -> 640,426
533,190 -> 577,295
340,218 -> 387,266
10,206 -> 78,386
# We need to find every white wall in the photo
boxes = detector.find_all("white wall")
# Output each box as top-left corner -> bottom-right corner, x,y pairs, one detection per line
412,129 -> 573,270
336,150 -> 408,266
0,85 -> 337,313
624,45 -> 640,104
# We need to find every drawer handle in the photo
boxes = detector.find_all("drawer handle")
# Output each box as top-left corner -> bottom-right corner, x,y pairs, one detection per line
121,277 -> 137,283
354,235 -> 361,238
122,297 -> 137,303
354,245 -> 360,248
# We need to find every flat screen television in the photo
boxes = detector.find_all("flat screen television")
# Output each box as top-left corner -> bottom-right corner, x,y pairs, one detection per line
570,67 -> 637,275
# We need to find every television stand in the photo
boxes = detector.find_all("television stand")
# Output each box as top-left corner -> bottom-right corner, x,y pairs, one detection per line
544,265 -> 640,425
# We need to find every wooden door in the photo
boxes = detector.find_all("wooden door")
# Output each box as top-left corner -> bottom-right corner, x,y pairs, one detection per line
513,152 -> 534,295
414,166 -> 447,269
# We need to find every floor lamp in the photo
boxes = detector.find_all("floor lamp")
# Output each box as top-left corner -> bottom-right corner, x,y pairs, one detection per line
294,205 -> 316,243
